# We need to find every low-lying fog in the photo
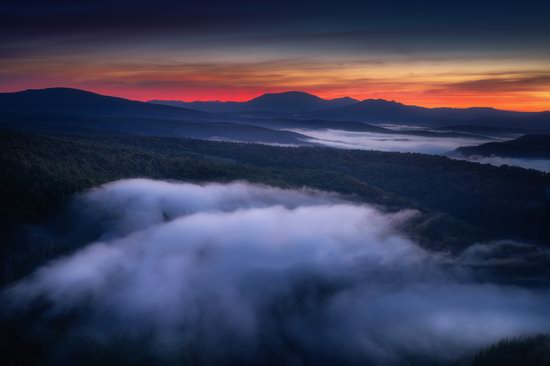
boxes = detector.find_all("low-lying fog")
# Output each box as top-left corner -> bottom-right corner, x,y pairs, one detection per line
453,155 -> 550,173
296,128 -> 491,154
294,129 -> 550,172
3,179 -> 550,365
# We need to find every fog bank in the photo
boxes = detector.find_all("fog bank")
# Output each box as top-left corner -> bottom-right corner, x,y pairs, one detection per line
3,179 -> 550,365
297,129 -> 549,172
296,128 -> 491,155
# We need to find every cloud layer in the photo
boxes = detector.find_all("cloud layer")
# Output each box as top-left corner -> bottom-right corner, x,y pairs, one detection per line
297,128 -> 492,155
297,129 -> 550,172
2,1 -> 550,109
3,179 -> 550,365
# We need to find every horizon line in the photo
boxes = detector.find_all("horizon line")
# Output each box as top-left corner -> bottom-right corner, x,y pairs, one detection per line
3,86 -> 549,113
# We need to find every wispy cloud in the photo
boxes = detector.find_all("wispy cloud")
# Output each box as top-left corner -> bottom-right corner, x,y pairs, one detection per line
1,1 -> 549,109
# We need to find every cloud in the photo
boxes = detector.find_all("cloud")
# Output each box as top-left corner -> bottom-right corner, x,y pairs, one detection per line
2,1 -> 550,110
294,128 -> 492,155
430,74 -> 550,93
3,179 -> 550,365
295,129 -> 550,172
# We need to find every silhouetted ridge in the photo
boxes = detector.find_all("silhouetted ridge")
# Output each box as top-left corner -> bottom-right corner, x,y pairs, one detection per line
455,134 -> 550,159
302,98 -> 543,128
0,87 -> 206,119
149,91 -> 359,113
0,88 -> 320,145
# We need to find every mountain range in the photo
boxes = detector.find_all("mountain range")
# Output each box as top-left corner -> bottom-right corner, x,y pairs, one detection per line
149,90 -> 549,130
455,134 -> 550,159
0,88 -> 317,144
0,88 -> 207,119
1,88 -> 549,142
149,91 -> 359,113
302,99 -> 530,126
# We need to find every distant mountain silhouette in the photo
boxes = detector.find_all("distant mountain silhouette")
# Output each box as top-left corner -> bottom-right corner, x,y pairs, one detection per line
455,134 -> 550,159
303,99 -> 431,123
149,91 -> 359,113
151,91 -> 550,131
0,88 -> 207,119
302,99 -> 536,127
247,91 -> 358,112
0,88 -> 317,145
2,88 -> 549,136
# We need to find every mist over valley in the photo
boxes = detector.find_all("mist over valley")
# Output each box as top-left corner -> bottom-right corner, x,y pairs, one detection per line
2,1 -> 550,363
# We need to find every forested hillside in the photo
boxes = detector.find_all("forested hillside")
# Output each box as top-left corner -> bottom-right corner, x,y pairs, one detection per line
2,130 -> 549,286
456,134 -> 550,159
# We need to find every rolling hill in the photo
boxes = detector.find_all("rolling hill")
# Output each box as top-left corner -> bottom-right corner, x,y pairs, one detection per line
302,99 -> 535,127
150,90 -> 550,131
0,88 -> 316,145
455,134 -> 550,159
0,88 -> 208,119
3,88 -> 550,144
149,91 -> 359,113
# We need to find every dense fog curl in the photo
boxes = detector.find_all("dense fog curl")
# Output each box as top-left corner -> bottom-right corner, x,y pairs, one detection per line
3,179 -> 550,365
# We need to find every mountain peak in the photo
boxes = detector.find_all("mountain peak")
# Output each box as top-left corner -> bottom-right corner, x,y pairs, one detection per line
245,91 -> 357,112
250,91 -> 322,102
332,96 -> 359,103
360,98 -> 403,105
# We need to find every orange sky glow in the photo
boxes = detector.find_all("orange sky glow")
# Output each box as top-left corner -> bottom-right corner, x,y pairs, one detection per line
1,57 -> 549,111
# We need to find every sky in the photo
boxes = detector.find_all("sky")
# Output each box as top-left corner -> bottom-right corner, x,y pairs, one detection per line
1,0 -> 549,111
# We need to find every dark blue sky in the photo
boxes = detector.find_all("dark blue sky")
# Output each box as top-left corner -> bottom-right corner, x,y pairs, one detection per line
1,0 -> 549,110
